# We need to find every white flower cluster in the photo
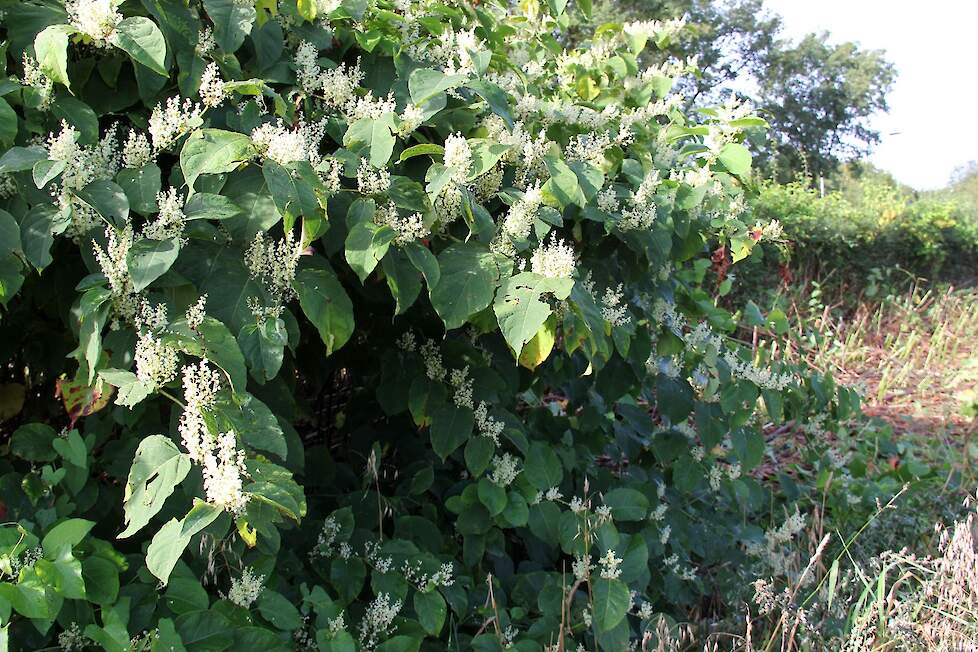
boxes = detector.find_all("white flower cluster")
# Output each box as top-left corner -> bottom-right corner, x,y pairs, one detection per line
294,41 -> 323,94
450,366 -> 473,409
501,184 -> 543,242
227,567 -> 264,608
134,333 -> 178,390
122,130 -> 154,169
178,360 -> 223,463
57,622 -> 86,651
186,295 -> 207,330
374,202 -> 428,246
474,402 -> 504,445
530,235 -> 576,280
619,170 -> 660,231
46,121 -> 121,234
196,26 -> 215,56
202,430 -> 249,514
21,54 -> 53,109
67,0 -> 122,47
600,284 -> 630,327
598,548 -> 623,580
402,560 -> 454,591
143,187 -> 186,241
251,119 -> 328,167
199,62 -> 228,108
419,339 -> 446,381
93,225 -> 139,324
432,133 -> 473,224
245,230 -> 303,312
622,16 -> 688,43
489,453 -> 520,486
564,131 -> 613,168
148,97 -> 204,151
356,159 -> 391,196
359,593 -> 402,650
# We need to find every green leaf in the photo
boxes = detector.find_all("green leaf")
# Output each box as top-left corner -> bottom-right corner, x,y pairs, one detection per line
196,316 -> 249,394
51,96 -> 99,144
345,220 -> 395,283
34,24 -> 73,88
542,156 -> 585,208
10,423 -> 58,462
238,318 -> 287,383
408,68 -> 466,105
0,146 -> 47,173
399,143 -> 444,162
204,0 -> 257,53
523,441 -> 562,491
180,129 -> 255,192
147,501 -> 222,585
210,393 -> 288,460
257,590 -> 303,630
466,80 -> 513,129
602,488 -> 649,521
493,272 -> 569,358
0,99 -> 16,148
119,435 -> 192,538
116,164 -> 162,215
592,578 -> 630,632
413,590 -> 446,636
184,192 -> 243,220
127,237 -> 180,291
344,114 -> 397,169
153,618 -> 186,652
429,242 -> 499,330
430,403 -> 473,461
99,369 -> 153,407
41,519 -> 95,557
294,267 -> 354,355
718,142 -> 752,176
77,180 -> 130,228
109,17 -> 168,77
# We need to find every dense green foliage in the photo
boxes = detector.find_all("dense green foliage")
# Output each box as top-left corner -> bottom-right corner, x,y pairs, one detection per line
591,0 -> 896,181
0,1 -> 871,651
746,173 -> 978,289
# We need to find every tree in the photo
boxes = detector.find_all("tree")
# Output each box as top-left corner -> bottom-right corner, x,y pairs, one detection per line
590,0 -> 896,181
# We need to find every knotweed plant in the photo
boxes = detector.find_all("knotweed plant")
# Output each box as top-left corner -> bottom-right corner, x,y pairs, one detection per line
0,0 -> 840,650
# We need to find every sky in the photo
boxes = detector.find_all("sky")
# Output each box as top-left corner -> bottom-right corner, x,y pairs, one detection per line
763,0 -> 978,190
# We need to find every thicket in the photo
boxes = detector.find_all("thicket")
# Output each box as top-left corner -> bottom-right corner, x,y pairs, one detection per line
744,176 -> 978,293
0,0 -> 868,650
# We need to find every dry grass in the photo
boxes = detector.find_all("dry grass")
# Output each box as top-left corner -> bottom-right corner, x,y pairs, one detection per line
765,282 -> 978,441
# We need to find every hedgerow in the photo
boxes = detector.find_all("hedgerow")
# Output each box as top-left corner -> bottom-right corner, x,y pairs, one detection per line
0,0 -> 857,650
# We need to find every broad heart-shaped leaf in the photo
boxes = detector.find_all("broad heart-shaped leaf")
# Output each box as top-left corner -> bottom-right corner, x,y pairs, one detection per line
413,590 -> 447,636
237,318 -> 287,383
244,458 -> 306,521
127,237 -> 180,291
717,142 -> 752,176
523,441 -> 563,491
109,17 -> 168,76
602,487 -> 649,521
430,403 -> 474,461
409,68 -> 467,105
294,266 -> 354,356
344,113 -> 397,168
180,129 -> 255,192
98,369 -> 152,408
345,220 -> 395,282
183,192 -> 243,220
0,98 -> 17,148
147,500 -> 222,585
196,317 -> 248,395
116,164 -> 162,215
493,272 -> 573,358
34,24 -> 74,88
542,155 -> 585,208
204,0 -> 256,53
429,242 -> 500,330
466,80 -> 514,129
208,392 -> 288,460
381,248 -> 422,315
76,180 -> 130,228
32,159 -> 65,189
119,435 -> 192,538
592,577 -> 630,632
0,145 -> 47,173
41,518 -> 95,557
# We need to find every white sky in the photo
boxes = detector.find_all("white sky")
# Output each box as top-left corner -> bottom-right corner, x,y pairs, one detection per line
763,0 -> 978,190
